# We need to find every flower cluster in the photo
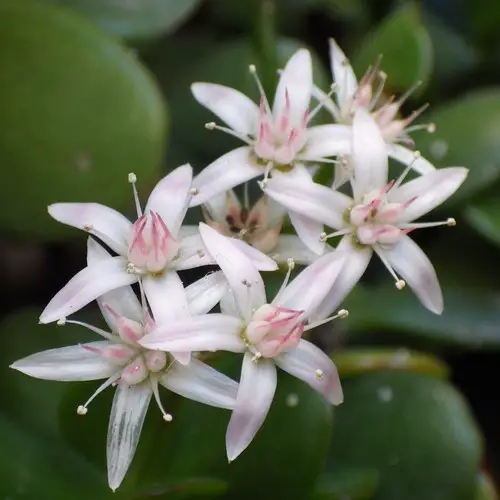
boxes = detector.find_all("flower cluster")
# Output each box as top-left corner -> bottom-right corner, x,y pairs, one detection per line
11,39 -> 467,491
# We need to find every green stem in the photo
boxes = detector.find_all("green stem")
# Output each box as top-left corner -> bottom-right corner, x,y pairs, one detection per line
254,0 -> 278,95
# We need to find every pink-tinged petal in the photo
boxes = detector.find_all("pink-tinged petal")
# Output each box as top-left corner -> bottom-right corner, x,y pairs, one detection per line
143,271 -> 189,324
139,314 -> 244,353
275,251 -> 346,318
263,176 -> 352,230
389,167 -> 468,222
271,235 -> 319,265
10,341 -> 116,381
145,164 -> 193,237
190,148 -> 262,206
229,239 -> 279,271
387,144 -> 436,175
203,190 -> 240,223
86,238 -> 143,328
173,233 -> 215,270
377,235 -> 443,314
107,383 -> 152,492
273,49 -> 312,125
311,237 -> 372,321
48,203 -> 131,255
352,109 -> 388,200
303,124 -> 352,160
191,83 -> 259,136
226,354 -> 277,461
276,339 -> 343,405
186,271 -> 228,315
39,257 -> 137,324
161,357 -> 238,410
289,211 -> 325,256
199,223 -> 266,321
329,38 -> 358,110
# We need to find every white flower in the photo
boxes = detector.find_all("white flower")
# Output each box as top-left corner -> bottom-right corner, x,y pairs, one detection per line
139,224 -> 347,461
11,240 -> 238,492
189,49 -> 351,206
262,109 -> 468,317
40,165 -> 276,324
313,38 -> 438,187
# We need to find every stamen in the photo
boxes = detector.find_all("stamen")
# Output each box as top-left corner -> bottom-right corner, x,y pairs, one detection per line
368,71 -> 387,111
261,161 -> 274,187
57,317 -> 66,326
243,182 -> 250,210
272,258 -> 295,304
249,64 -> 272,115
405,123 -> 436,134
376,251 -> 406,290
396,81 -> 423,106
64,319 -> 116,341
151,377 -> 173,422
391,151 -> 421,191
320,228 -> 352,242
77,373 -> 121,415
251,351 -> 262,363
304,309 -> 349,331
296,155 -> 344,165
128,172 -> 142,218
315,369 -> 324,380
307,83 -> 337,123
399,218 -> 456,230
204,122 -> 251,144
189,187 -> 200,196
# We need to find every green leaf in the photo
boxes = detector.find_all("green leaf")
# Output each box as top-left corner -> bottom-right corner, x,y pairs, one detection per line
417,89 -> 500,205
0,0 -> 166,240
465,198 -> 500,247
352,3 -> 433,91
133,477 -> 228,499
310,468 -> 379,500
45,0 -> 202,43
327,372 -> 483,500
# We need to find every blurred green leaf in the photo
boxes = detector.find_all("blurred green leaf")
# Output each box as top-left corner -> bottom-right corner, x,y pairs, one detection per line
0,0 -> 166,240
418,89 -> 500,205
133,478 -> 228,499
46,0 -> 202,43
310,468 -> 379,499
465,198 -> 500,247
474,471 -> 499,500
327,372 -> 483,499
352,3 -> 433,92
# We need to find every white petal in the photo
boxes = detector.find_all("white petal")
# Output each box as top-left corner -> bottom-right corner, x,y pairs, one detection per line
389,167 -> 468,222
311,238 -> 372,321
186,271 -> 228,315
39,257 -> 137,324
311,85 -> 338,118
190,148 -> 262,206
220,288 -> 240,317
274,251 -> 345,318
289,210 -> 325,255
143,272 -> 189,324
203,190 -> 236,223
145,164 -> 193,237
161,357 -> 238,409
139,314 -> 244,353
377,235 -> 443,314
199,223 -> 266,322
107,383 -> 152,492
271,234 -> 319,265
303,124 -> 352,160
226,354 -> 277,461
178,225 -> 199,239
229,238 -> 279,271
329,38 -> 358,111
191,83 -> 259,136
10,341 -> 116,381
263,176 -> 351,230
48,203 -> 131,255
387,144 -> 436,175
273,49 -> 312,125
351,109 -> 388,200
276,339 -> 343,405
173,233 -> 215,270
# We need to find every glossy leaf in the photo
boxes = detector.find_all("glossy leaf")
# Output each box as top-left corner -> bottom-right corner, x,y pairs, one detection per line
0,0 -> 166,240
466,198 -> 500,247
310,468 -> 379,500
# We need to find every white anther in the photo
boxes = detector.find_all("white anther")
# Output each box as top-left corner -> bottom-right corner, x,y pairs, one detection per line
189,188 -> 200,195
128,173 -> 137,183
83,223 -> 93,232
413,150 -> 421,158
163,413 -> 173,422
57,317 -> 66,326
395,279 -> 406,290
338,309 -> 349,319
252,352 -> 262,363
248,64 -> 257,73
447,218 -> 456,226
427,123 -> 436,133
77,405 -> 88,415
319,232 -> 328,242
287,257 -> 295,270
205,122 -> 216,130
315,369 -> 324,380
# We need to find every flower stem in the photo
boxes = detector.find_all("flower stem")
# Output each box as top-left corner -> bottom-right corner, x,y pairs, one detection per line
254,0 -> 278,95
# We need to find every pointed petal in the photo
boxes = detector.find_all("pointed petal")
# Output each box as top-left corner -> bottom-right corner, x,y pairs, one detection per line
226,354 -> 277,461
263,176 -> 351,229
271,234 -> 319,265
173,233 -> 215,270
145,164 -> 193,237
107,383 -> 152,491
303,124 -> 352,160
139,314 -> 244,353
186,271 -> 228,315
275,251 -> 345,318
329,38 -> 358,110
378,235 -> 443,314
10,341 -> 116,381
143,271 -> 189,324
273,49 -> 312,124
289,210 -> 325,255
48,203 -> 130,255
161,357 -> 238,409
276,339 -> 343,405
311,238 -> 372,321
191,83 -> 259,136
190,148 -> 262,206
39,257 -> 137,324
387,144 -> 436,175
229,238 -> 279,271
199,223 -> 266,321
352,109 -> 388,200
389,167 -> 468,222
